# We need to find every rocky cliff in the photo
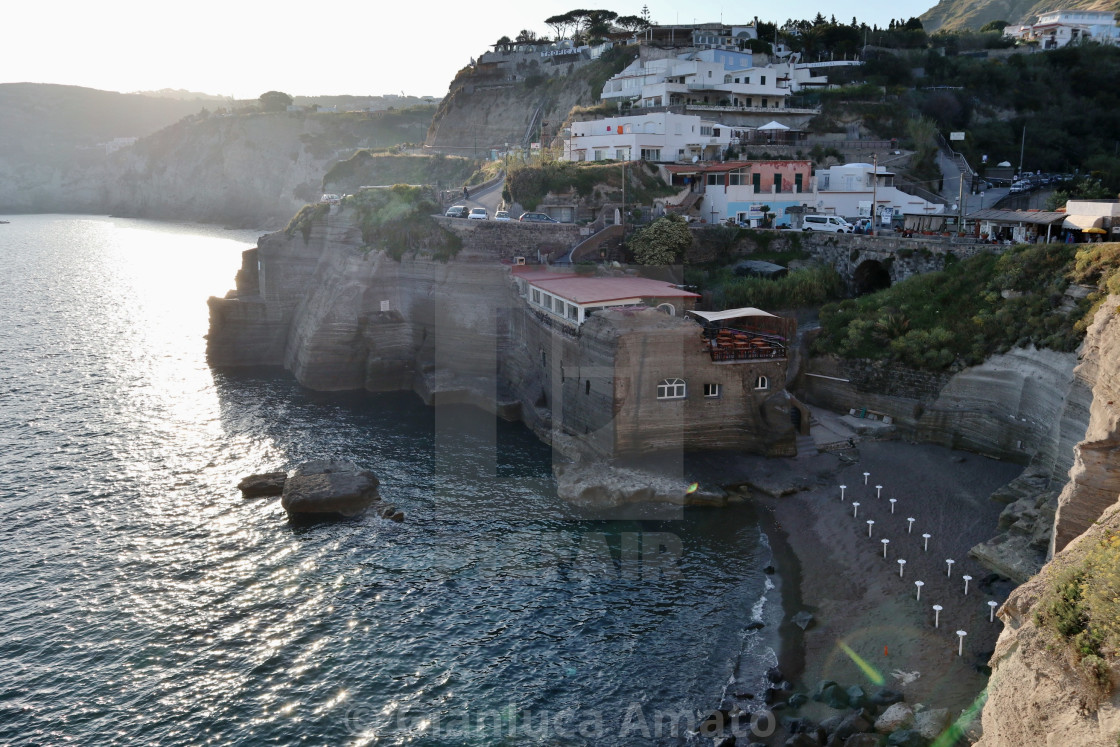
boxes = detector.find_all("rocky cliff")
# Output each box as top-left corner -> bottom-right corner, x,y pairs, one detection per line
976,500 -> 1120,747
2,101 -> 435,227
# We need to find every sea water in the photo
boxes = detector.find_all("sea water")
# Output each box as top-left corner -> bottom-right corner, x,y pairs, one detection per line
0,215 -> 779,745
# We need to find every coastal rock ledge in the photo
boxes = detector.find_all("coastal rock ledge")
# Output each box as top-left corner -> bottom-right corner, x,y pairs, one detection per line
280,460 -> 381,518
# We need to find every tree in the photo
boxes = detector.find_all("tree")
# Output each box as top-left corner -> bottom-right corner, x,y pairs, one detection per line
515,29 -> 538,43
980,20 -> 1009,33
495,35 -> 512,46
628,214 -> 693,265
586,10 -> 619,42
258,90 -> 292,112
616,14 -> 650,33
545,13 -> 574,39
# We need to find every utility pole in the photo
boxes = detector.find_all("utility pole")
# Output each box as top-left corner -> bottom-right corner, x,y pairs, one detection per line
1018,125 -> 1026,179
621,162 -> 626,236
871,152 -> 878,235
958,172 -> 965,235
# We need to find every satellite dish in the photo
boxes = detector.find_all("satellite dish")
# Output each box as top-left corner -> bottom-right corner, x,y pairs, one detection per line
692,156 -> 699,163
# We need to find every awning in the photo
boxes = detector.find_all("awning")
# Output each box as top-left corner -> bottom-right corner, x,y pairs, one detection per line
757,120 -> 790,131
1063,214 -> 1105,230
687,307 -> 777,322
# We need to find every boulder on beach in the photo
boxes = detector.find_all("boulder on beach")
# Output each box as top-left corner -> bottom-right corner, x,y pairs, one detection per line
280,460 -> 380,517
875,702 -> 915,733
238,471 -> 287,497
912,707 -> 950,741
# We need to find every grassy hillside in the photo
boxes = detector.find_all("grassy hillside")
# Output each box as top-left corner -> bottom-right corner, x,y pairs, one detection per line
812,242 -> 1120,371
921,0 -> 1117,32
323,151 -> 480,193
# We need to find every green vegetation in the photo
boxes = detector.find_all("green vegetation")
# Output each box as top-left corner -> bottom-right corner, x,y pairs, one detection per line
284,202 -> 329,240
689,264 -> 845,310
344,185 -> 461,261
258,90 -> 293,113
814,244 -> 1095,370
1034,528 -> 1120,699
505,159 -> 674,210
323,151 -> 482,193
628,214 -> 693,265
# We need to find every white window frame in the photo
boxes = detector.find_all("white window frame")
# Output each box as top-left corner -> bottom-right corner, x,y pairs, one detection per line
703,383 -> 721,398
657,378 -> 687,400
754,375 -> 769,391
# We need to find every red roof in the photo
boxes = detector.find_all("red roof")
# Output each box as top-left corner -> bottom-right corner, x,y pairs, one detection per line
529,276 -> 700,304
511,267 -> 579,282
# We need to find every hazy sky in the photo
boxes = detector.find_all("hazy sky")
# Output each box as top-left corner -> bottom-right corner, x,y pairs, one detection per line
7,1 -> 937,99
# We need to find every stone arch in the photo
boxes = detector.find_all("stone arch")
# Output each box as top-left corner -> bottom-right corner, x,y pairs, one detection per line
852,259 -> 892,295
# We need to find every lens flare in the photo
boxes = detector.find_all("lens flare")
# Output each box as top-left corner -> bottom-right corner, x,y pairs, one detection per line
686,482 -> 699,494
839,642 -> 885,685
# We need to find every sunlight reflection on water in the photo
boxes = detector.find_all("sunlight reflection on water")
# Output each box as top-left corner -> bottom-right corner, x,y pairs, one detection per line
0,215 -> 775,747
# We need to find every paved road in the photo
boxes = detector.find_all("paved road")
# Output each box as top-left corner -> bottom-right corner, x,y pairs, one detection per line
452,177 -> 505,218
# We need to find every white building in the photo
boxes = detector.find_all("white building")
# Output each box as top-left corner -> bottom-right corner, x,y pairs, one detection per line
600,49 -> 793,110
813,163 -> 944,222
1005,9 -> 1120,49
564,111 -> 735,163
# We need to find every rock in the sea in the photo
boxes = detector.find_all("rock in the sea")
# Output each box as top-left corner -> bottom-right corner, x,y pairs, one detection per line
784,733 -> 822,747
280,460 -> 380,517
834,710 -> 874,739
238,471 -> 287,497
874,703 -> 914,733
791,611 -> 815,630
788,693 -> 808,708
746,620 -> 765,631
911,707 -> 950,741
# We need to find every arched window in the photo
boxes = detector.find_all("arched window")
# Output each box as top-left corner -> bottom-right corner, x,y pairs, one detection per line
754,375 -> 769,391
723,74 -> 732,83
656,303 -> 676,316
657,378 -> 687,399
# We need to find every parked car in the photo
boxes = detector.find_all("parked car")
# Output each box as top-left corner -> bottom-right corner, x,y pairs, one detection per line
494,210 -> 512,222
519,212 -> 559,223
468,207 -> 488,220
445,205 -> 469,218
801,215 -> 853,233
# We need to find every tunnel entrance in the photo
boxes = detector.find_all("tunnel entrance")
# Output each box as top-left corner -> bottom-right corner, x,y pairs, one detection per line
852,259 -> 892,295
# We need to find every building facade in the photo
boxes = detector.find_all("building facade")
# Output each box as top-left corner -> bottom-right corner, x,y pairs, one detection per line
1005,10 -> 1120,48
565,111 -> 735,163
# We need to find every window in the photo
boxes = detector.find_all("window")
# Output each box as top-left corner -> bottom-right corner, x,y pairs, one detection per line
706,173 -> 722,186
729,169 -> 746,186
593,149 -> 605,161
640,148 -> 661,161
752,173 -> 761,191
754,375 -> 769,390
585,380 -> 591,395
615,148 -> 629,160
543,294 -> 553,311
774,174 -> 782,192
700,126 -> 713,136
704,383 -> 721,398
795,173 -> 803,193
531,288 -> 541,305
745,97 -> 752,107
657,378 -> 686,400
567,303 -> 578,321
761,75 -> 766,85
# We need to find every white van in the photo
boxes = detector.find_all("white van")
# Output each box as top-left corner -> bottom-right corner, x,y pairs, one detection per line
802,215 -> 853,233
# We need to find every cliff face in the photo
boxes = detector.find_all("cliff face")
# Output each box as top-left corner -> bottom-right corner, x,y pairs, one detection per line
975,298 -> 1120,745
207,208 -> 796,459
2,104 -> 434,227
976,502 -> 1120,747
1052,297 -> 1120,554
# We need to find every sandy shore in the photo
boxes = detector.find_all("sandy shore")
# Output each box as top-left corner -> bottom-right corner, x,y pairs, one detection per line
688,432 -> 1025,736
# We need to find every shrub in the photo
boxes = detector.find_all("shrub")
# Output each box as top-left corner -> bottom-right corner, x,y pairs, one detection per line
345,185 -> 460,261
1034,528 -> 1120,700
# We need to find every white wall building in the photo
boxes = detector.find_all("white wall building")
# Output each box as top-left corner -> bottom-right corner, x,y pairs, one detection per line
813,163 -> 944,221
1005,10 -> 1120,49
600,50 -> 793,110
565,111 -> 735,163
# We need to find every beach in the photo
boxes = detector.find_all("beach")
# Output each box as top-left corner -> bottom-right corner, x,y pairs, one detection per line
689,425 -> 1026,741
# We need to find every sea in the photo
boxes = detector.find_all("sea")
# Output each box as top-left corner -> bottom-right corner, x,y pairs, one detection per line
0,214 -> 781,746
